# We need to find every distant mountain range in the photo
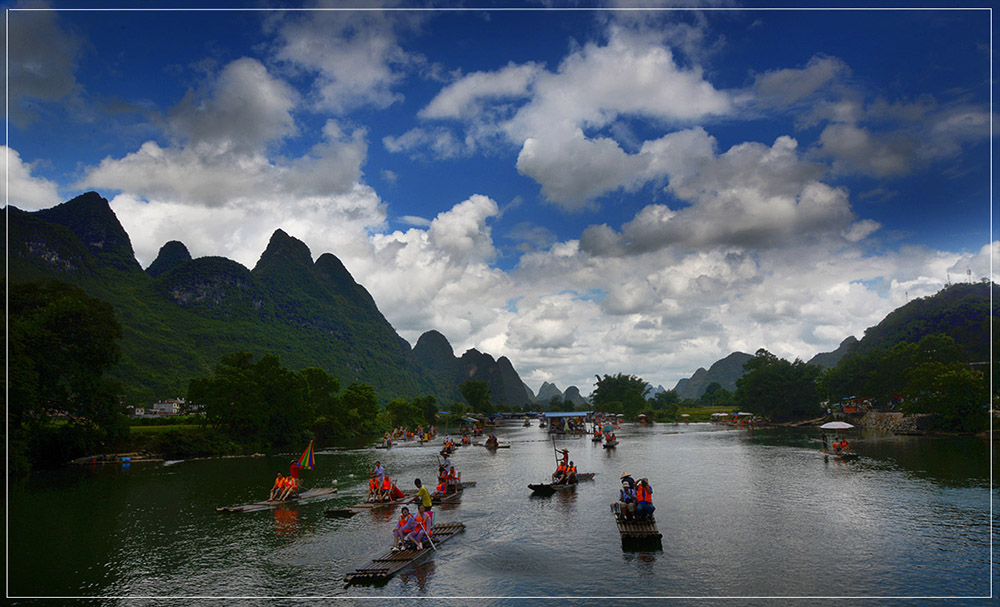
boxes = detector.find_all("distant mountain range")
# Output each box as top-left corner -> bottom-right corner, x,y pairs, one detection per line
6,192 -> 533,407
671,282 -> 996,399
9,192 -> 995,408
525,381 -> 589,407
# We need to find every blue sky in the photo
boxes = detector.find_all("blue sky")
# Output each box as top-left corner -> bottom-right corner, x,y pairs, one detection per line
5,1 -> 996,394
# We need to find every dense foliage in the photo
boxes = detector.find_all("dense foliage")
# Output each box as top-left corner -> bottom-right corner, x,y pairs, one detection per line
185,350 -> 455,451
460,380 -> 492,414
648,390 -> 681,421
592,373 -> 650,419
735,349 -> 822,422
187,352 -> 409,449
854,282 -> 995,362
819,333 -> 988,432
8,280 -> 129,472
188,352 -> 315,450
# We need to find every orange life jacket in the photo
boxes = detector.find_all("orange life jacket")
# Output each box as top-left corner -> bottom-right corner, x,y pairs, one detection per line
369,478 -> 377,492
420,511 -> 433,536
436,482 -> 446,493
397,514 -> 411,528
273,477 -> 283,488
569,466 -> 577,474
637,484 -> 652,503
447,468 -> 457,480
382,477 -> 392,491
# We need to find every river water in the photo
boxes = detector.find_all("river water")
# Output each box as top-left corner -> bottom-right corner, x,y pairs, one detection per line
8,422 -> 997,604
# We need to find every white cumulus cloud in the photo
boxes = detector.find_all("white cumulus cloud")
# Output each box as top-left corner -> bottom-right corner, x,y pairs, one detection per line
4,146 -> 62,210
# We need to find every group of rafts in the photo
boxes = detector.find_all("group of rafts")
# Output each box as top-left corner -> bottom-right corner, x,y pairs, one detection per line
217,425 -> 663,585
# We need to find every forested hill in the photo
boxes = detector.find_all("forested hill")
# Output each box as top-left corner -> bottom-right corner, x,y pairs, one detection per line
6,192 -> 530,406
853,281 -> 996,362
671,282 -> 995,399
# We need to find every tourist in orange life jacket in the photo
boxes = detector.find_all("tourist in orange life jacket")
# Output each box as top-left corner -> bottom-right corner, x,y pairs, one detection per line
635,478 -> 655,520
392,506 -> 417,551
269,473 -> 284,500
367,476 -> 379,502
566,461 -> 578,484
446,466 -> 459,494
278,474 -> 297,501
379,476 -> 393,502
433,479 -> 447,497
552,461 -> 568,484
404,504 -> 434,550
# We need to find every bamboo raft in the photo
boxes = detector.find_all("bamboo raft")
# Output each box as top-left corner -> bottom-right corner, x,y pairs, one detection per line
70,452 -> 163,465
611,503 -> 662,548
528,472 -> 595,495
344,522 -> 466,585
325,482 -> 475,517
478,442 -> 510,449
822,449 -> 860,461
603,440 -> 619,448
217,486 -> 339,513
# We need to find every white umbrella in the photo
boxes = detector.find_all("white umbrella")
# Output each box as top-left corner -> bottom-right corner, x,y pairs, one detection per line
820,421 -> 854,429
680,414 -> 690,417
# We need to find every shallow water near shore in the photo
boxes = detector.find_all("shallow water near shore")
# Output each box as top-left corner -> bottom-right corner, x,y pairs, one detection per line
9,422 -> 997,603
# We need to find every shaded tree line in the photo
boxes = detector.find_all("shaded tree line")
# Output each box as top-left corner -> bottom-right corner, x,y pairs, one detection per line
9,281 -> 129,472
188,353 -> 446,449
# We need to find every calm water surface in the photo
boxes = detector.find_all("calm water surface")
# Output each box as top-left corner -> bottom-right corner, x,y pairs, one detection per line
9,422 -> 997,604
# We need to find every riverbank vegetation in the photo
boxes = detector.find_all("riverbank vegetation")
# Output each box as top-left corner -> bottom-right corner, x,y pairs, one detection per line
11,275 -> 991,473
9,281 -> 131,474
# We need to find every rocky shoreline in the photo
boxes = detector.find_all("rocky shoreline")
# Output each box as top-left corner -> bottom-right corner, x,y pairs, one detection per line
857,411 -> 937,435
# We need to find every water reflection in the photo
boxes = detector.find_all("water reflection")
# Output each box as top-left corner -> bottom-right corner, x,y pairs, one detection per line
621,550 -> 659,572
398,559 -> 436,592
273,506 -> 299,535
8,424 -> 993,599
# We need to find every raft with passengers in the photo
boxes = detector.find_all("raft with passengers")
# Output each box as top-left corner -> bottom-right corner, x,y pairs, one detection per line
612,474 -> 661,549
529,448 -> 594,495
217,442 -> 340,513
345,461 -> 470,585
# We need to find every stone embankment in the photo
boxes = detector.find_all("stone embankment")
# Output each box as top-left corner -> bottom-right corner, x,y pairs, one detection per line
859,411 -> 935,434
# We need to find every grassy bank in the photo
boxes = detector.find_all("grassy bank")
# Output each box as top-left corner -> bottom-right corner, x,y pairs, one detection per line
126,424 -> 245,459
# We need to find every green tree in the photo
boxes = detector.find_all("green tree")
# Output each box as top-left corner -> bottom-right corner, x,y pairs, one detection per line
820,333 -> 969,405
460,380 -> 492,414
649,390 -> 679,410
735,349 -> 821,422
301,367 -> 341,419
413,395 -> 438,426
701,387 -> 735,407
593,373 -> 649,419
386,398 -> 426,428
649,390 -> 680,420
902,362 -> 988,432
9,280 -> 128,470
188,352 -> 313,449
338,383 -> 381,435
